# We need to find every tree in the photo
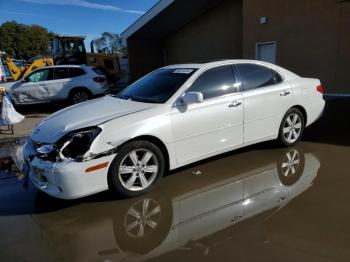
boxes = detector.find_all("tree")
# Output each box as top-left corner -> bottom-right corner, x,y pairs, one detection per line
0,21 -> 53,60
92,32 -> 127,58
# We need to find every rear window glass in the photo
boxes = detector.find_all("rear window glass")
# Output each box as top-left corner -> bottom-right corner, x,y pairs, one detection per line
236,64 -> 280,91
187,65 -> 236,100
68,68 -> 86,77
54,68 -> 69,80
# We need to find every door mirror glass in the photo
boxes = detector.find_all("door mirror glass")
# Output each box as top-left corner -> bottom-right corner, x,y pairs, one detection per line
182,92 -> 204,105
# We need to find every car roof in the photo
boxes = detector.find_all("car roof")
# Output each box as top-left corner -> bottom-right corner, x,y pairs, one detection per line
163,59 -> 277,69
162,59 -> 299,79
36,64 -> 90,70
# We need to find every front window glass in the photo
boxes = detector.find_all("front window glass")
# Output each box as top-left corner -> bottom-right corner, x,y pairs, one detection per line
27,69 -> 52,82
54,68 -> 69,80
115,68 -> 197,103
187,65 -> 237,100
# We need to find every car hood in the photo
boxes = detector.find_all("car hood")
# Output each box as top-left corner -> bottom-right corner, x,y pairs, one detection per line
31,96 -> 154,143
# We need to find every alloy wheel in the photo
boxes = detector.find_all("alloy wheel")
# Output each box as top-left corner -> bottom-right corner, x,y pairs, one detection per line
124,198 -> 161,239
118,149 -> 159,192
73,91 -> 89,104
281,149 -> 301,177
283,113 -> 302,144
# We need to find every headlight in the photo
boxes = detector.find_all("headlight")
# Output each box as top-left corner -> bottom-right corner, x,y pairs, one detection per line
56,127 -> 102,161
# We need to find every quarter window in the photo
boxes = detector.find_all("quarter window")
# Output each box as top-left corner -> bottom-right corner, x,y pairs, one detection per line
236,64 -> 282,91
187,65 -> 236,100
68,68 -> 86,77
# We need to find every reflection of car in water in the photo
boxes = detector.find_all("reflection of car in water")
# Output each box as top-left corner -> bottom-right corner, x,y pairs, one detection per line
32,146 -> 320,261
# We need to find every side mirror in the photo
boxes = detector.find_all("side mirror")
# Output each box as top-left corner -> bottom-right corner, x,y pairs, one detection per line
181,92 -> 204,105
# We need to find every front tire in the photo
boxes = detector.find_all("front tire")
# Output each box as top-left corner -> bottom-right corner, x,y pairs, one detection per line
278,108 -> 305,147
108,141 -> 165,198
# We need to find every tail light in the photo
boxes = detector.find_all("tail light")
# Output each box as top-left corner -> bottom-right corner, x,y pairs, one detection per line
316,85 -> 325,94
93,77 -> 106,83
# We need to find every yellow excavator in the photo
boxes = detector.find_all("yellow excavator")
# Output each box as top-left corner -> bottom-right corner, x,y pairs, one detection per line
51,35 -> 121,77
1,35 -> 121,82
1,53 -> 54,81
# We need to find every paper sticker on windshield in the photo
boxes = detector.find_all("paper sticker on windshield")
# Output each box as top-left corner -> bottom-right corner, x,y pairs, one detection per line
173,69 -> 194,74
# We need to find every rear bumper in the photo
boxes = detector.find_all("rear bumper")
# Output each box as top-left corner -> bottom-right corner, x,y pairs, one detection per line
306,100 -> 325,127
24,141 -> 117,199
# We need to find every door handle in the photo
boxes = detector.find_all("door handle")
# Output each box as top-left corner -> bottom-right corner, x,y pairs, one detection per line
228,101 -> 242,108
280,91 -> 291,96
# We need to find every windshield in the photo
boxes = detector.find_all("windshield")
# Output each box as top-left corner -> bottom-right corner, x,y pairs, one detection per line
114,68 -> 197,103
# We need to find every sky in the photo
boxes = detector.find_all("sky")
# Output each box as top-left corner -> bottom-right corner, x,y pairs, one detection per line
0,0 -> 159,50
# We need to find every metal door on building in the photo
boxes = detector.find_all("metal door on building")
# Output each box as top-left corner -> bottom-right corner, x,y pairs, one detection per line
256,42 -> 276,64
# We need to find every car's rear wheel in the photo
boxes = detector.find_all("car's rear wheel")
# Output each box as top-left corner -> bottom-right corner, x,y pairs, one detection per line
108,141 -> 165,197
278,108 -> 305,147
70,88 -> 91,104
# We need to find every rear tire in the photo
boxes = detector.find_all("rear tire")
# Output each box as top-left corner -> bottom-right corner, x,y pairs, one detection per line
278,108 -> 305,147
69,88 -> 91,104
108,141 -> 165,198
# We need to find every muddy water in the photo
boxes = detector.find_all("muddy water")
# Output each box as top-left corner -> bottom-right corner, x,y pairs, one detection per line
0,100 -> 349,262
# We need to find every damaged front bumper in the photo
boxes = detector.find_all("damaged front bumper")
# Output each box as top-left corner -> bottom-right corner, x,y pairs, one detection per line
23,140 -> 117,199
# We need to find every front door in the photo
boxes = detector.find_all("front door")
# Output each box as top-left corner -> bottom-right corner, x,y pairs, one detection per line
11,68 -> 54,104
170,65 -> 244,165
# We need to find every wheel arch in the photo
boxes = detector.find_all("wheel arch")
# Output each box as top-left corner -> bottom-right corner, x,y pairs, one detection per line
290,105 -> 308,125
68,86 -> 93,98
119,135 -> 170,172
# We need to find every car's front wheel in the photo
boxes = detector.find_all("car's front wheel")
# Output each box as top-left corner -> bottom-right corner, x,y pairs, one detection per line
108,141 -> 165,197
278,108 -> 305,147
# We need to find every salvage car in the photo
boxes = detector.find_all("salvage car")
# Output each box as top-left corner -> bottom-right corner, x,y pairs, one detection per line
3,65 -> 108,105
23,60 -> 325,199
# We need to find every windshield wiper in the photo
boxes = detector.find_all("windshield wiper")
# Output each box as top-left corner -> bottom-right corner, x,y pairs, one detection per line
110,92 -> 157,103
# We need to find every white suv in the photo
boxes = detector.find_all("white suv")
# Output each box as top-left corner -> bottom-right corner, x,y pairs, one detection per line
4,65 -> 108,105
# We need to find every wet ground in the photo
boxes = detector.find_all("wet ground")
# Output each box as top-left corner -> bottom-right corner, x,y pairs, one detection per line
0,99 -> 349,262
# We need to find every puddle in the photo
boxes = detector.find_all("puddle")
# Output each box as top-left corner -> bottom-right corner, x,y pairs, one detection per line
0,138 -> 26,180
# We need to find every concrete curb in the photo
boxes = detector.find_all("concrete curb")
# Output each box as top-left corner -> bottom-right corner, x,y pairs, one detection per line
0,135 -> 28,144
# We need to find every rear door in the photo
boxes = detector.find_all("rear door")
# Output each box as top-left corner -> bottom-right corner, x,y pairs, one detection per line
235,63 -> 293,143
46,67 -> 72,100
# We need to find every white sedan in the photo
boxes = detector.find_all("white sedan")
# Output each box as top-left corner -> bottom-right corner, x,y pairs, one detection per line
23,60 -> 325,199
